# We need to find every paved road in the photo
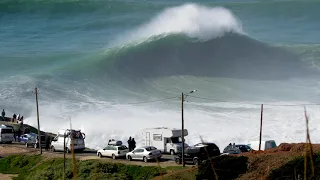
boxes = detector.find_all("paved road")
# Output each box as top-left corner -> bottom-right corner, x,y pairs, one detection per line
1,142 -> 177,166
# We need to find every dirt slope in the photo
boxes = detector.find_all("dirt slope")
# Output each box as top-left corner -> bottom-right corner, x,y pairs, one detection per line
237,143 -> 320,180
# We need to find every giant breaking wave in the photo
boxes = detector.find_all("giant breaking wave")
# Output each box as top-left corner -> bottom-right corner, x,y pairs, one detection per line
74,4 -> 318,81
5,3 -> 320,150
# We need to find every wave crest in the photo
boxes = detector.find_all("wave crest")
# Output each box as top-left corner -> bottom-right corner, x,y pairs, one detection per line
112,4 -> 244,46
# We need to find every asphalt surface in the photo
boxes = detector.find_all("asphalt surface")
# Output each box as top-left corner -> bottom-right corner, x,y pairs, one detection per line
1,142 -> 175,162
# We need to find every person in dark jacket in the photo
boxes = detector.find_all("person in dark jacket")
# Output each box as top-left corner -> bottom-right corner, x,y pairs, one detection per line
17,129 -> 21,142
45,135 -> 51,151
131,138 -> 136,150
127,137 -> 132,151
1,109 -> 5,120
12,113 -> 17,122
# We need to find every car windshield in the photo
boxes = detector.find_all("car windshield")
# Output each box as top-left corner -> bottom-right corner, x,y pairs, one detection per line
1,129 -> 13,134
145,147 -> 157,151
235,145 -> 250,152
69,130 -> 83,139
118,146 -> 128,150
171,137 -> 182,143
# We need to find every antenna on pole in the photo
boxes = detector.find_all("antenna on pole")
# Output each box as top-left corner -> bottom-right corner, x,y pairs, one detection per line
181,89 -> 197,167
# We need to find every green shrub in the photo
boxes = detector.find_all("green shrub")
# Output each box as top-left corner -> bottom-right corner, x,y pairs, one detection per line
118,164 -> 165,180
196,155 -> 248,180
0,155 -> 166,180
0,155 -> 42,174
266,153 -> 320,180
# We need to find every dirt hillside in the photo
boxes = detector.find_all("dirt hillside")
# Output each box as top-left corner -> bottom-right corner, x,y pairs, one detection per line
237,143 -> 320,180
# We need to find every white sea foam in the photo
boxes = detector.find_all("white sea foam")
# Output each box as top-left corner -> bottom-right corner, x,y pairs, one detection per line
112,3 -> 243,47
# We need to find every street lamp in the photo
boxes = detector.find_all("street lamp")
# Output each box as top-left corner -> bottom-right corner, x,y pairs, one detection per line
181,89 -> 197,167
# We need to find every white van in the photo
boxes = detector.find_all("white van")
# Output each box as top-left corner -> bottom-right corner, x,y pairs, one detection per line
141,127 -> 188,155
51,129 -> 86,153
248,140 -> 277,151
0,124 -> 14,143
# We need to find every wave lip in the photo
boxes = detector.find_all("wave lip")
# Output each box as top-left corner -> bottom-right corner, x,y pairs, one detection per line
113,3 -> 244,47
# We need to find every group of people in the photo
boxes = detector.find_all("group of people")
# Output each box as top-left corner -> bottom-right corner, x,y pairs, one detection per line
1,109 -> 24,124
12,113 -> 24,124
127,136 -> 136,151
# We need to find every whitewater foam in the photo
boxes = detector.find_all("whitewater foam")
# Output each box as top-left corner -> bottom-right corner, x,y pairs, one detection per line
112,3 -> 244,47
23,96 -> 320,151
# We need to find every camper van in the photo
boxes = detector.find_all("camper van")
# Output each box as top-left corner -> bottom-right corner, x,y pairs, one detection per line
51,129 -> 86,153
248,140 -> 277,151
0,125 -> 14,143
141,127 -> 188,155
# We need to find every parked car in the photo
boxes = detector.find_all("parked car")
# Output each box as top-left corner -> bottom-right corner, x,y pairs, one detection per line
248,140 -> 277,151
26,134 -> 46,149
175,142 -> 221,165
17,133 -> 37,143
97,142 -> 129,159
223,144 -> 252,154
126,146 -> 162,162
50,129 -> 85,153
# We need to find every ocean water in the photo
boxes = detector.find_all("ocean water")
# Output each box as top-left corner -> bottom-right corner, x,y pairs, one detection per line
1,0 -> 320,149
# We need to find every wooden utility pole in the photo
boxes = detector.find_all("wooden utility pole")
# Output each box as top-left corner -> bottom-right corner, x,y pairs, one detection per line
70,120 -> 78,180
181,92 -> 185,167
63,131 -> 66,180
304,106 -> 315,179
35,88 -> 42,154
259,104 -> 263,151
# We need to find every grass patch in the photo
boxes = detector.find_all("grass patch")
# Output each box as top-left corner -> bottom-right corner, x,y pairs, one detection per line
155,156 -> 248,180
163,167 -> 198,180
266,153 -> 320,180
164,166 -> 189,171
196,155 -> 248,180
0,154 -> 42,174
0,155 -> 166,180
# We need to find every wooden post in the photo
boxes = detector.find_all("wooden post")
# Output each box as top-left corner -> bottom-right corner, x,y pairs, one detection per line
63,131 -> 66,180
35,88 -> 42,154
70,120 -> 78,180
259,104 -> 263,151
304,106 -> 315,179
181,92 -> 185,167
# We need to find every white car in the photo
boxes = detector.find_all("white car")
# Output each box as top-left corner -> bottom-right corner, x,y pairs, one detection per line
126,146 -> 162,162
97,144 -> 129,159
50,129 -> 86,153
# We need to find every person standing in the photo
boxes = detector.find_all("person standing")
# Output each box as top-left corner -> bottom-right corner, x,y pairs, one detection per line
131,138 -> 136,150
127,137 -> 132,151
12,114 -> 17,122
45,135 -> 50,151
1,109 -> 5,120
20,116 -> 24,125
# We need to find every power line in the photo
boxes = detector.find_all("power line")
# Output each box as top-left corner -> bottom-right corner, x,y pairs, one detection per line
118,96 -> 179,105
187,95 -> 320,107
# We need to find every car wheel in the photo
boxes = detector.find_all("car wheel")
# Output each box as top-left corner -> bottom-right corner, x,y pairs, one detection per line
193,158 -> 199,166
112,154 -> 116,160
127,156 -> 132,161
170,150 -> 175,155
98,152 -> 102,158
143,156 -> 148,163
175,157 -> 181,164
51,146 -> 55,152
